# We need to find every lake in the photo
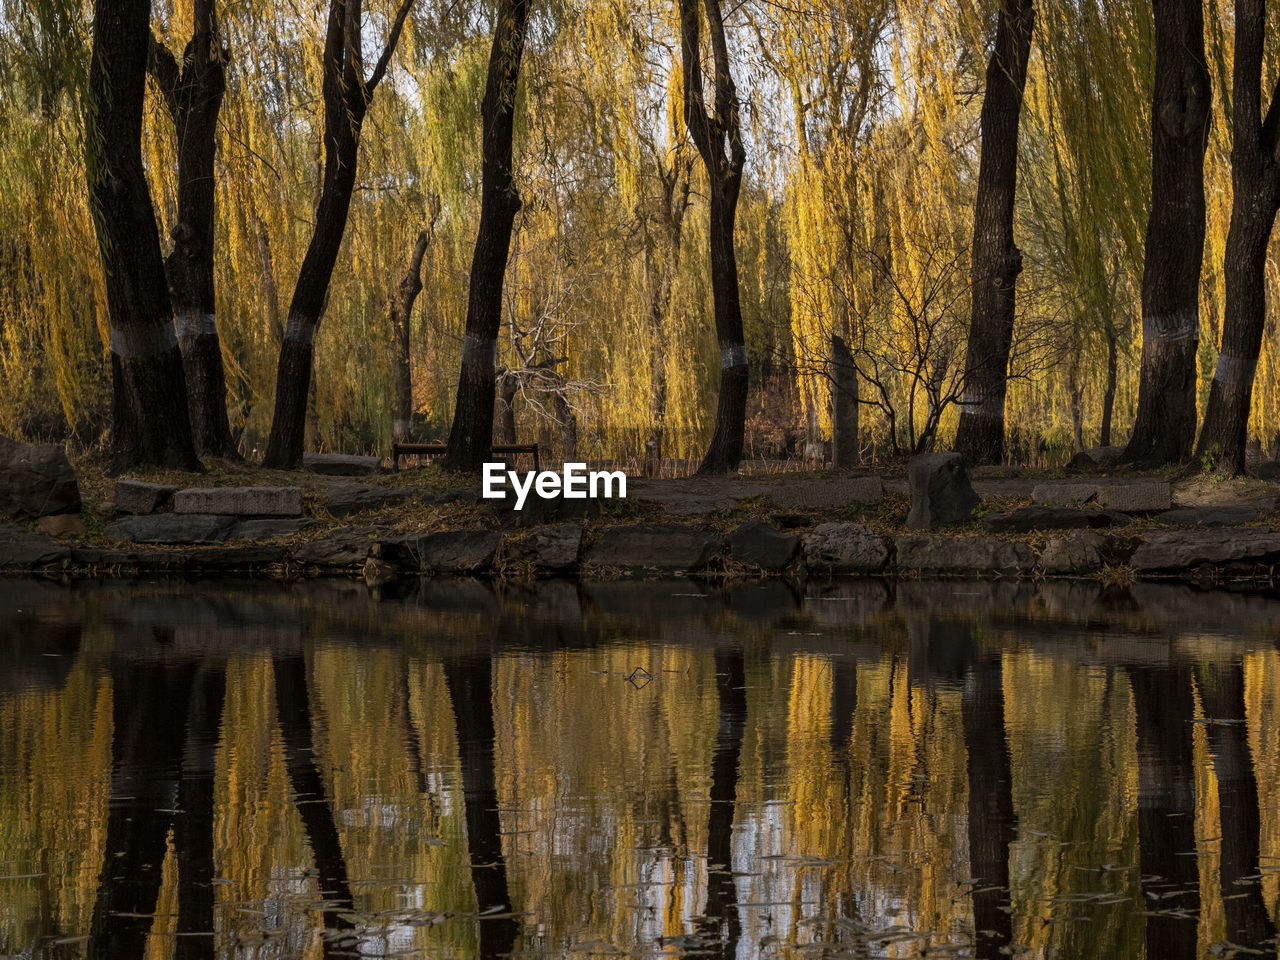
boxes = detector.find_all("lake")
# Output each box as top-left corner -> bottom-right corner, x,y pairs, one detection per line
1,577 -> 1278,959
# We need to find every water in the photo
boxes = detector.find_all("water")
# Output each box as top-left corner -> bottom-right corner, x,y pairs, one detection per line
1,577 -> 1278,959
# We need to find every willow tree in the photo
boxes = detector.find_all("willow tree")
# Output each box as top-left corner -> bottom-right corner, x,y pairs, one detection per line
149,0 -> 238,458
1197,0 -> 1280,474
442,0 -> 532,473
262,0 -> 416,469
680,0 -> 748,475
952,0 -> 1035,465
86,0 -> 200,471
1123,0 -> 1210,467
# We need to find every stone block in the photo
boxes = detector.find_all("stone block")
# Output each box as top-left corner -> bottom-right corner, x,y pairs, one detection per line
104,513 -> 236,545
802,523 -> 890,574
293,527 -> 377,566
114,479 -> 178,515
509,524 -> 583,573
229,518 -> 312,539
173,486 -> 303,517
380,529 -> 502,574
584,523 -> 720,575
895,535 -> 1035,574
1131,528 -> 1280,571
1095,482 -> 1172,513
1031,483 -> 1098,507
729,520 -> 800,571
906,453 -> 979,530
0,436 -> 81,519
1040,531 -> 1105,575
0,525 -> 70,568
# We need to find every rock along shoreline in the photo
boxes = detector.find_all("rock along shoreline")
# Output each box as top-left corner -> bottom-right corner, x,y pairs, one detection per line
4,443 -> 1280,587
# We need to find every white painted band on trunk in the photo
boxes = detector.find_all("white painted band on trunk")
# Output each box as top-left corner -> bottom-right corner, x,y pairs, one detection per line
177,313 -> 218,339
109,322 -> 178,358
1214,353 -> 1250,385
720,344 -> 748,369
960,393 -> 1004,418
1142,313 -> 1199,344
462,333 -> 497,366
393,419 -> 410,435
283,317 -> 316,345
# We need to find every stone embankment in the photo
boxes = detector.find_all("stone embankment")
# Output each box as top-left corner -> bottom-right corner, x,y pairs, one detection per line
4,440 -> 1280,584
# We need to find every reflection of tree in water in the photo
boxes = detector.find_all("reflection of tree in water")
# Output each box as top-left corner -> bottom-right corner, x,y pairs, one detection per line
961,640 -> 1015,960
1130,664 -> 1199,960
87,657 -> 222,960
1199,661 -> 1277,951
698,648 -> 746,958
442,655 -> 519,959
272,654 -> 357,943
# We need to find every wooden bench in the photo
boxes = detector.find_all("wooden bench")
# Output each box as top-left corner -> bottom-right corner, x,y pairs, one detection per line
391,441 -> 540,472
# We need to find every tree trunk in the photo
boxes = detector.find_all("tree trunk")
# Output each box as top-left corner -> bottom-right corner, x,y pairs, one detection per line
553,390 -> 578,459
952,0 -> 1035,466
443,0 -> 531,473
1200,661 -> 1276,949
1101,319 -> 1118,447
86,0 -> 200,473
1130,666 -> 1199,960
392,212 -> 437,445
962,655 -> 1016,959
264,0 -> 415,469
497,372 -> 519,445
150,0 -> 238,458
680,0 -> 749,476
645,162 -> 690,473
1124,0 -> 1211,466
443,656 -> 520,957
1197,0 -> 1280,474
831,333 -> 859,467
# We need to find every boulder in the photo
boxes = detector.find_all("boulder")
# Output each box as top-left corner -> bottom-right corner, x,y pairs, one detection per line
174,486 -> 302,517
113,479 -> 178,515
0,436 -> 81,519
36,514 -> 86,538
1065,445 -> 1125,474
802,523 -> 891,574
380,529 -> 502,574
584,523 -> 720,575
302,452 -> 383,476
1040,531 -> 1105,575
1095,482 -> 1172,513
1155,506 -> 1259,527
0,525 -> 70,568
728,520 -> 800,571
982,506 -> 1129,533
906,453 -> 979,530
770,475 -> 883,510
228,518 -> 312,540
895,535 -> 1035,574
1131,528 -> 1280,571
293,527 -> 377,566
1031,483 -> 1098,507
509,524 -> 583,573
104,513 -> 236,545
324,484 -> 414,518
